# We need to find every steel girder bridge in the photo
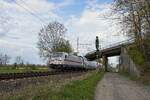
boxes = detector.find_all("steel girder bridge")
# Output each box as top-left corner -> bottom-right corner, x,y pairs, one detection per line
85,38 -> 134,71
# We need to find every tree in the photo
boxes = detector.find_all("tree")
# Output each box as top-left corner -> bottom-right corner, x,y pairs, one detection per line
37,21 -> 73,60
3,54 -> 11,65
0,53 -> 4,65
113,0 -> 150,60
0,53 -> 11,65
15,56 -> 23,65
52,39 -> 73,53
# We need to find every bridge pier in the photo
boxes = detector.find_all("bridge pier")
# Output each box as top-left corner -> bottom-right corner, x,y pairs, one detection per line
102,55 -> 108,72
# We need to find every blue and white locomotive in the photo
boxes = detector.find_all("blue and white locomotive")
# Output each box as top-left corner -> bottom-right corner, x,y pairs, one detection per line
48,52 -> 98,70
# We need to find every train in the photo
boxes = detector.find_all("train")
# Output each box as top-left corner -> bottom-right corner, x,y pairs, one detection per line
48,52 -> 98,70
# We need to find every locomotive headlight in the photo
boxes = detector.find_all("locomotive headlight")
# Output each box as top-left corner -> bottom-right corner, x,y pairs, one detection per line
55,60 -> 58,64
51,59 -> 64,65
58,57 -> 62,60
58,60 -> 63,64
55,60 -> 63,64
60,60 -> 64,64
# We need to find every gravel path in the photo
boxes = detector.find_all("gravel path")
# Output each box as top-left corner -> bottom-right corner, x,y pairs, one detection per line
95,73 -> 150,100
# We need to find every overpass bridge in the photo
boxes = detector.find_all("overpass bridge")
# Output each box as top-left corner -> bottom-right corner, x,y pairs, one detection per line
85,38 -> 134,71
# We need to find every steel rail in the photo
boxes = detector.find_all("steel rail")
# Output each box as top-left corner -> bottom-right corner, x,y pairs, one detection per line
0,70 -> 82,81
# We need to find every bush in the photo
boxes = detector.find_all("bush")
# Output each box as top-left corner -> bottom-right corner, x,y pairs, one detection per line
128,45 -> 144,65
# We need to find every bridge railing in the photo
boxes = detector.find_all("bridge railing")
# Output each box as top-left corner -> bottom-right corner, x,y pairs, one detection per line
100,38 -> 135,50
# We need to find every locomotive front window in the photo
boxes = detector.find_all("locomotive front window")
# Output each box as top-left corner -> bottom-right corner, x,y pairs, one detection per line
65,55 -> 67,58
52,53 -> 63,57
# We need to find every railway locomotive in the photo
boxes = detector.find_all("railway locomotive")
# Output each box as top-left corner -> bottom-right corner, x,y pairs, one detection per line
48,52 -> 98,70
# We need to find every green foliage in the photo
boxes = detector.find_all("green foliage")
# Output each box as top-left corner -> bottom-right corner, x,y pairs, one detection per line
0,65 -> 48,73
113,0 -> 150,55
128,46 -> 144,65
58,71 -> 104,100
3,71 -> 104,100
52,40 -> 73,53
32,71 -> 104,100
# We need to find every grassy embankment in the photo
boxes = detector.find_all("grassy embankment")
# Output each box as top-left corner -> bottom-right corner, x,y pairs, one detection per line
120,44 -> 144,81
58,71 -> 104,100
0,66 -> 48,73
124,45 -> 150,85
127,45 -> 144,66
3,70 -> 104,100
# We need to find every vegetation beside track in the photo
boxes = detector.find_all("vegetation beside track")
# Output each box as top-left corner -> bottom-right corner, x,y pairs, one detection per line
0,66 -> 48,73
58,70 -> 104,100
1,70 -> 104,100
127,45 -> 144,66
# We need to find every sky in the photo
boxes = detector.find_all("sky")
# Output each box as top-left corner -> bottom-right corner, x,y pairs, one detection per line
0,0 -> 128,64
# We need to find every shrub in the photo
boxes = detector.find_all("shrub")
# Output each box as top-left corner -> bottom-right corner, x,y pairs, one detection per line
128,46 -> 144,65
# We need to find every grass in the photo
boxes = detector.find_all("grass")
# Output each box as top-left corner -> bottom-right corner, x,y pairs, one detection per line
57,71 -> 104,100
0,67 -> 48,73
2,70 -> 104,100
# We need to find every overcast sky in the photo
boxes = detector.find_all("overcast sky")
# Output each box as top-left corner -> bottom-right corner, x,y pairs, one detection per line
0,0 -> 128,64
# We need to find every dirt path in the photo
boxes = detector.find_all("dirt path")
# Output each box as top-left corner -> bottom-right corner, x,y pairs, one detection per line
95,73 -> 150,100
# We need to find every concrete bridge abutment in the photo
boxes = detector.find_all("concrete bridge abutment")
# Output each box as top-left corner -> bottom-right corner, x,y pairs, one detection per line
119,46 -> 141,77
102,55 -> 108,72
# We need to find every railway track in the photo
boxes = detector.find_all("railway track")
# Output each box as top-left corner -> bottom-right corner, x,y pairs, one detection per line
0,70 -> 84,81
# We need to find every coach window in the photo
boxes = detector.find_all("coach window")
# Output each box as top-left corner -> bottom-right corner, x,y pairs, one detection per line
65,55 -> 67,58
